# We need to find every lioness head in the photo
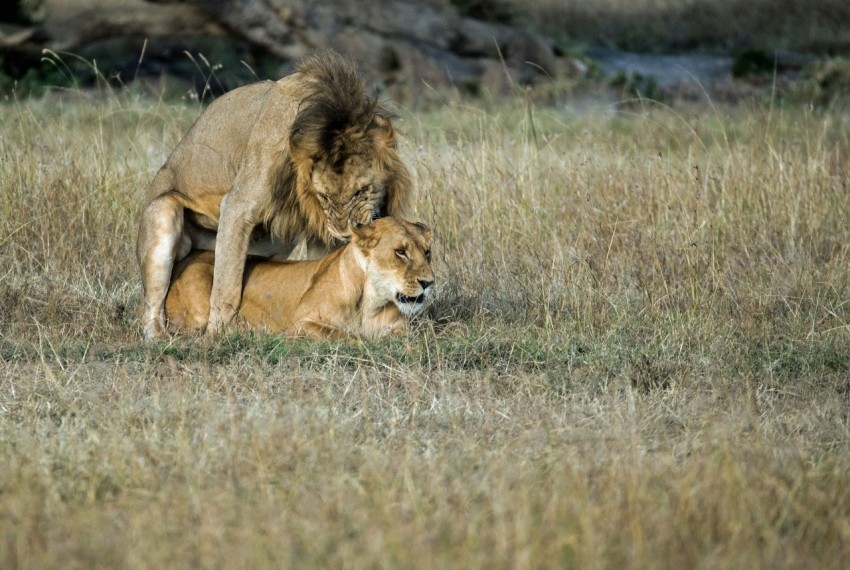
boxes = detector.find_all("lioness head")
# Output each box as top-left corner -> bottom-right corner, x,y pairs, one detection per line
350,217 -> 435,316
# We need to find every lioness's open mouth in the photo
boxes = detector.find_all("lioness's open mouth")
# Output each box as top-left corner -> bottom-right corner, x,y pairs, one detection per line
396,292 -> 425,305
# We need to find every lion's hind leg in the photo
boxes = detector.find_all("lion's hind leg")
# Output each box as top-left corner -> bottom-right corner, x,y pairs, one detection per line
137,190 -> 191,339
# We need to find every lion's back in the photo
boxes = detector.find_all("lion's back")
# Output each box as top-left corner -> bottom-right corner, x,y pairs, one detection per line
160,81 -> 279,197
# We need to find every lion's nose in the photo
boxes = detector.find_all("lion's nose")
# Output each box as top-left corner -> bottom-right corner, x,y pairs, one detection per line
418,279 -> 434,291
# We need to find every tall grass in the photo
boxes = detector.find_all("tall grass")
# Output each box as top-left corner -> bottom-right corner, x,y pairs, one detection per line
1,86 -> 849,567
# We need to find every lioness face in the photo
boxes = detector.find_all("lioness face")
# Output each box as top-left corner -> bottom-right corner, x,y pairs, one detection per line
312,155 -> 387,241
352,218 -> 435,316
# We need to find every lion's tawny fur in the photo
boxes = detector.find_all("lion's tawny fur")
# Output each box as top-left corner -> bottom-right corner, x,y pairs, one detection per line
137,50 -> 412,339
164,218 -> 434,339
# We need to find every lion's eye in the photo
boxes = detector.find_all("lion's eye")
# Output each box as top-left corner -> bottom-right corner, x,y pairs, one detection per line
395,248 -> 408,259
425,249 -> 431,262
355,185 -> 370,197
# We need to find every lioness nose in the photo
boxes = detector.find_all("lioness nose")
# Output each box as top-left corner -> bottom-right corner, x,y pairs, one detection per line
418,279 -> 434,291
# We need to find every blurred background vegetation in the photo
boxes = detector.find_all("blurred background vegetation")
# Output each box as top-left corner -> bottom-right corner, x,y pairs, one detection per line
1,0 -> 849,105
500,0 -> 850,53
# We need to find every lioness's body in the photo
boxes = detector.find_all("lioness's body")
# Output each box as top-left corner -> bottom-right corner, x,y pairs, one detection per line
165,218 -> 434,339
137,51 -> 411,339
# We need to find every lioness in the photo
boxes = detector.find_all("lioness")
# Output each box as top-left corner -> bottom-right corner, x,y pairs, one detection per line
164,217 -> 434,339
137,50 -> 412,339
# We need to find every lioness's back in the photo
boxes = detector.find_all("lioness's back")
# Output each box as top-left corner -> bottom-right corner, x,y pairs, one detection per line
165,250 -> 333,333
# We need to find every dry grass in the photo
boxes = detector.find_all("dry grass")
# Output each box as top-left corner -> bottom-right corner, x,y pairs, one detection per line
2,87 -> 850,568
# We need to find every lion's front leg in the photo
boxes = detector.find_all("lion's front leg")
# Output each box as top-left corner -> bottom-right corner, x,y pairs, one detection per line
206,192 -> 259,336
137,192 -> 191,340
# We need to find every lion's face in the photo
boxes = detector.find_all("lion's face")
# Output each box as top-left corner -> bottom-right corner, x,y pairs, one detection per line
311,155 -> 387,241
351,217 -> 435,316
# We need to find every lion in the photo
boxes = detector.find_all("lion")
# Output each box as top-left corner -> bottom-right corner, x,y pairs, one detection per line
136,50 -> 412,339
163,217 -> 434,339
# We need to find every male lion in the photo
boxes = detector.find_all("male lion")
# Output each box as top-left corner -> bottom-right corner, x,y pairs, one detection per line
137,50 -> 412,339
164,217 -> 434,339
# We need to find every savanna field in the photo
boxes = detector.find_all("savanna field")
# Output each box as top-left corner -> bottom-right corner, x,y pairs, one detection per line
1,80 -> 850,567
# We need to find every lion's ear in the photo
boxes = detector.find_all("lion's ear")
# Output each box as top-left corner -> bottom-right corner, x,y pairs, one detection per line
370,114 -> 395,147
289,127 -> 319,163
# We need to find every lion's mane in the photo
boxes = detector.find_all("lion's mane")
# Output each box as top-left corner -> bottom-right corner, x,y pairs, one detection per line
264,51 -> 412,246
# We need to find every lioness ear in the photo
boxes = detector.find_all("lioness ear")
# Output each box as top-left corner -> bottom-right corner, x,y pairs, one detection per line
412,221 -> 432,241
349,220 -> 379,249
370,114 -> 395,146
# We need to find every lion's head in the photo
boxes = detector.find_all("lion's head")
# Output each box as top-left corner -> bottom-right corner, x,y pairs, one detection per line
350,217 -> 435,316
280,51 -> 411,244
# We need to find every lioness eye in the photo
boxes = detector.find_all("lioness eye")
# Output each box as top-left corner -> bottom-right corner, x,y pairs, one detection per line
425,250 -> 431,261
355,185 -> 370,197
395,248 -> 407,259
